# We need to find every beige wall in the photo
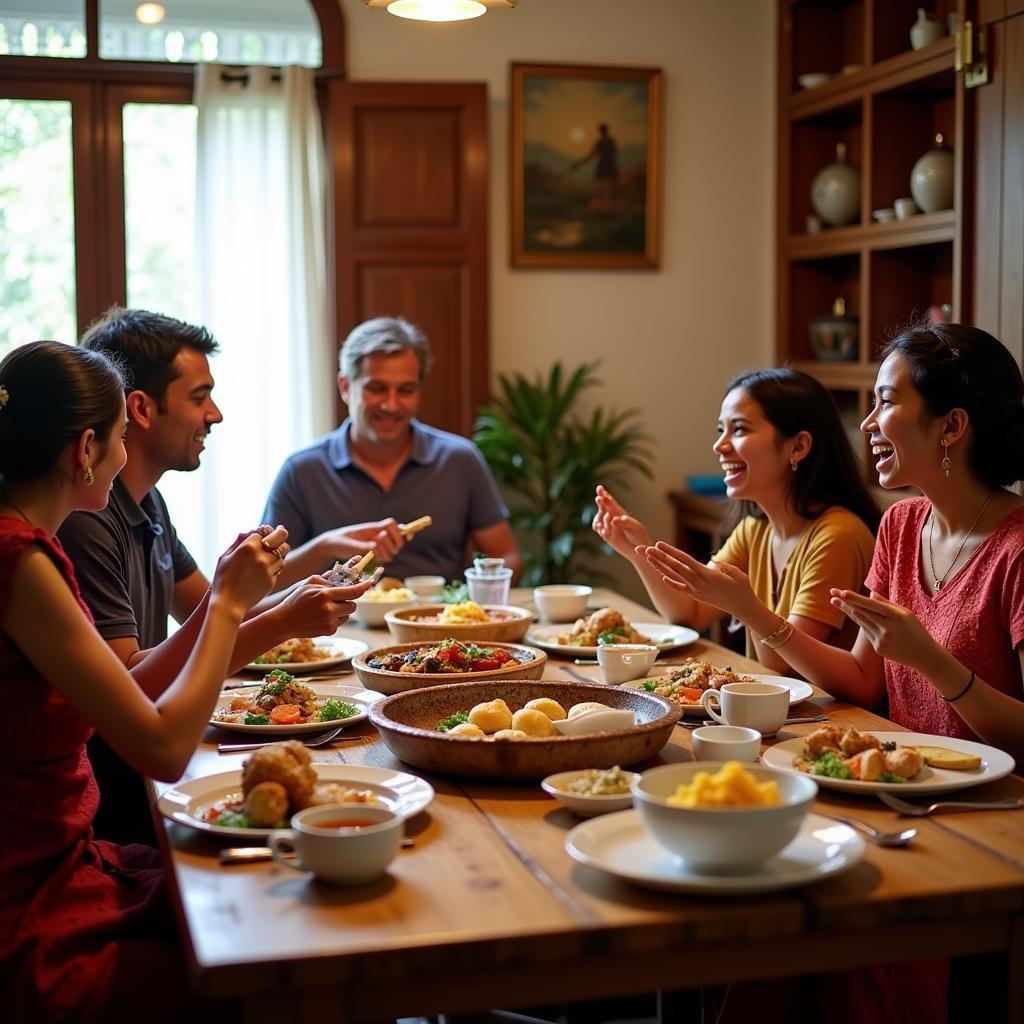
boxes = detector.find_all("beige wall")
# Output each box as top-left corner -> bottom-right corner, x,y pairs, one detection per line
340,0 -> 776,600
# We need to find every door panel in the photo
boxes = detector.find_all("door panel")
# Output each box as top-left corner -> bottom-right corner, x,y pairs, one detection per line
330,81 -> 488,437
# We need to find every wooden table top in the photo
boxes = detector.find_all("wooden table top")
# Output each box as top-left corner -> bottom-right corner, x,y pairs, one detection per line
152,589 -> 1024,1022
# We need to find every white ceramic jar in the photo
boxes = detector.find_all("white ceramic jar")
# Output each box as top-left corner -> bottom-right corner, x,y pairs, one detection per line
810,142 -> 860,227
910,133 -> 954,213
910,8 -> 943,50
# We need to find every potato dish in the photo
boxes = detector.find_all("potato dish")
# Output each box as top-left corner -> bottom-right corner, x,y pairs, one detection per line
361,586 -> 415,602
796,725 -> 925,783
667,761 -> 782,808
555,607 -> 652,647
436,697 -> 612,740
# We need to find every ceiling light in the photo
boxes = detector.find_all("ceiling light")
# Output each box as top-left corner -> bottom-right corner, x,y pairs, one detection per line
135,2 -> 166,26
386,0 -> 486,20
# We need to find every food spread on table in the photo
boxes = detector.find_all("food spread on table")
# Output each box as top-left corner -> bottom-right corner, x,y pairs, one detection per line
203,741 -> 380,829
795,725 -> 927,783
555,607 -> 652,647
367,638 -> 528,674
252,637 -> 333,665
213,669 -> 359,727
668,761 -> 782,807
435,697 -> 631,740
639,659 -> 760,706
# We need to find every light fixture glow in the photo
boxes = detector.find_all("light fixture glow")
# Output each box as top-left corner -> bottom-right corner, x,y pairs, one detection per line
386,0 -> 487,22
135,2 -> 166,26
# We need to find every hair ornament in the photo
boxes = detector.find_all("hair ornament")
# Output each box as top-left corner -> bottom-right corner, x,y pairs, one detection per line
0,384 -> 9,409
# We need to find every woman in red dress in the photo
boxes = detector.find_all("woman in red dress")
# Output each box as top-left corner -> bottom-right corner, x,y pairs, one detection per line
0,341 -> 294,1022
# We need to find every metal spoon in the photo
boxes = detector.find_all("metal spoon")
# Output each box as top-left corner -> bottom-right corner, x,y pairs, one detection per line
825,814 -> 917,847
217,726 -> 351,754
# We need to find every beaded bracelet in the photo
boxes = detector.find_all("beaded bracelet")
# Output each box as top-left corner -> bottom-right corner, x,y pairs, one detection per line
943,671 -> 976,703
759,618 -> 794,650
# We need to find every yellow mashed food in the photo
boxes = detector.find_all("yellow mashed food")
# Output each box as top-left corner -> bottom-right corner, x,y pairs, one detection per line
667,761 -> 782,808
362,586 -> 415,602
439,601 -> 490,624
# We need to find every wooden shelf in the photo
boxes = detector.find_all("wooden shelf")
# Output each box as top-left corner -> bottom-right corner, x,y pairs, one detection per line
786,209 -> 955,257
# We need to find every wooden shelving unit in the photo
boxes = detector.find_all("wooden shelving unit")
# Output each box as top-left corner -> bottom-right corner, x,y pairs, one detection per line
776,0 -> 968,477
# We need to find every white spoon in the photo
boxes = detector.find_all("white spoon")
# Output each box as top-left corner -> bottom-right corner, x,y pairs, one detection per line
552,709 -> 636,736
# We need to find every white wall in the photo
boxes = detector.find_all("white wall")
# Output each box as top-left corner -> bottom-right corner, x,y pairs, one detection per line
339,0 -> 776,601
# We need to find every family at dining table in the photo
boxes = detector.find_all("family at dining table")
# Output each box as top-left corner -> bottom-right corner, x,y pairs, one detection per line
1,309 -> 1022,1022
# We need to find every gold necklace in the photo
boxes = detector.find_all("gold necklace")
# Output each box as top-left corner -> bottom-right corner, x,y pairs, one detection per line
926,490 -> 994,592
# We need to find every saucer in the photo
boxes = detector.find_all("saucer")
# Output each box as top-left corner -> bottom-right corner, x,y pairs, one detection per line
565,810 -> 864,894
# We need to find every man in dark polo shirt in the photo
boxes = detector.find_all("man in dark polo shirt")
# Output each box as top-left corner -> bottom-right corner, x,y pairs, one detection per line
59,307 -> 368,845
263,316 -> 522,583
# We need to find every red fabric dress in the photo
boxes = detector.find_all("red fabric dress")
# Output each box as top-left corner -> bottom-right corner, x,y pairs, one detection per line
0,517 -> 182,1024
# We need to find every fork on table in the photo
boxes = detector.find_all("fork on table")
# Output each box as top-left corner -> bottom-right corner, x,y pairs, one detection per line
877,791 -> 1024,816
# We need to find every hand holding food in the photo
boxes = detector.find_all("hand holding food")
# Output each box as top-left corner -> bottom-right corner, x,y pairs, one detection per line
325,519 -> 406,564
323,551 -> 380,588
211,525 -> 290,618
398,515 -> 432,539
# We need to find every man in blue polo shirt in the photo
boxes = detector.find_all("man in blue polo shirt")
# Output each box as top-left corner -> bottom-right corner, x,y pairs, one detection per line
263,316 -> 521,583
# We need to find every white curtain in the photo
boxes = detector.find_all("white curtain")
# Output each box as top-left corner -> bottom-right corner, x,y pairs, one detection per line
159,64 -> 332,575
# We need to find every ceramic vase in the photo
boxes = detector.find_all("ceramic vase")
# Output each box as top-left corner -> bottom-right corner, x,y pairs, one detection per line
910,133 -> 954,213
809,297 -> 859,362
810,143 -> 860,227
910,8 -> 943,50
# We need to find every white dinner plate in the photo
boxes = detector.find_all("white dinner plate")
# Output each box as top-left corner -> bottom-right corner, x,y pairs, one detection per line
527,622 -> 700,657
242,636 -> 368,675
565,809 -> 864,894
761,731 -> 1015,795
157,765 -> 435,839
623,672 -> 815,718
210,684 -> 384,735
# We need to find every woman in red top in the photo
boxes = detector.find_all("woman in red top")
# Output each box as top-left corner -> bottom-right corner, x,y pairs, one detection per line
0,341 -> 346,1022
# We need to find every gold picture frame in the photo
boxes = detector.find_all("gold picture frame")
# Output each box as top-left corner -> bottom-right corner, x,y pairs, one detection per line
510,62 -> 662,269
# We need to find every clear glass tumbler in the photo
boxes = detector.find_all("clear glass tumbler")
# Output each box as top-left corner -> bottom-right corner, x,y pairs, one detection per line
464,560 -> 512,606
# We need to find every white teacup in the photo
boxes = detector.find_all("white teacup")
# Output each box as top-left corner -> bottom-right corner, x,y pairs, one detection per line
403,575 -> 446,599
269,803 -> 403,885
700,680 -> 789,736
596,643 -> 658,685
894,196 -> 920,220
691,724 -> 762,763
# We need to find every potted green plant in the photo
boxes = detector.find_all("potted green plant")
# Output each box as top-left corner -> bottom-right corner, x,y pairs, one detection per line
474,361 -> 652,586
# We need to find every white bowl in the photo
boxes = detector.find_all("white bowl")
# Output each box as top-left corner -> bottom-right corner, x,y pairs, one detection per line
533,584 -> 593,622
631,762 -> 817,871
872,208 -> 896,223
797,72 -> 832,90
596,643 -> 658,685
691,725 -> 761,763
542,769 -> 639,817
403,575 -> 447,599
352,593 -> 418,628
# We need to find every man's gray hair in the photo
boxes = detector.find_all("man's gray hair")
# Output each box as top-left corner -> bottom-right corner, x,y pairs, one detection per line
339,316 -> 433,381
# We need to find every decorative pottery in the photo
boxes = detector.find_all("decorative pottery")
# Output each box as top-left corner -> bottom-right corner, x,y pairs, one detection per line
910,8 -> 943,50
810,143 -> 860,227
910,133 -> 954,213
809,297 -> 859,362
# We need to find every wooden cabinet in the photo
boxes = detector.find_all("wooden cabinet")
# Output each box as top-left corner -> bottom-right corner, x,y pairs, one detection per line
776,1 -> 968,473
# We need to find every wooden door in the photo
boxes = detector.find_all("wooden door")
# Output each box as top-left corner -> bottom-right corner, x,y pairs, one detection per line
970,5 -> 1024,364
328,81 -> 489,437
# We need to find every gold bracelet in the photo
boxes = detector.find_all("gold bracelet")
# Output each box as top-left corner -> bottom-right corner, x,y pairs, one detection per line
759,618 -> 794,650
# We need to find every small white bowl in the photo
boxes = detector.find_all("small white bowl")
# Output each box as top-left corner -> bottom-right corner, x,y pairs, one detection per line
533,584 -> 593,622
691,725 -> 761,763
894,197 -> 920,220
596,643 -> 658,685
542,769 -> 639,817
872,207 -> 896,223
632,762 -> 817,871
403,575 -> 447,599
352,593 -> 418,628
797,72 -> 832,90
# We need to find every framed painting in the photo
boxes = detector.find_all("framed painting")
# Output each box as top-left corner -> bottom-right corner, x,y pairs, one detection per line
510,62 -> 662,269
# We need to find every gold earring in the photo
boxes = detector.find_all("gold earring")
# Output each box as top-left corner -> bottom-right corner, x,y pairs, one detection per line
790,458 -> 799,472
83,465 -> 94,486
940,439 -> 951,478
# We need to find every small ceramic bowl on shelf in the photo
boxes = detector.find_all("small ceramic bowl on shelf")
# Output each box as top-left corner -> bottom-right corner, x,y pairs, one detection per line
797,72 -> 832,90
872,208 -> 896,224
894,197 -> 920,220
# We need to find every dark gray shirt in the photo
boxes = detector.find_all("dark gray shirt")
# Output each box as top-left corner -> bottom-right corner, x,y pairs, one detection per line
58,477 -> 198,647
262,419 -> 508,582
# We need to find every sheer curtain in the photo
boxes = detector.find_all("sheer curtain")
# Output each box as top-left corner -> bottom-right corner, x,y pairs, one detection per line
159,64 -> 332,574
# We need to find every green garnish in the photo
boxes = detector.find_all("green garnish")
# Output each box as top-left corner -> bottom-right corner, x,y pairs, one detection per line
317,699 -> 358,722
440,581 -> 468,604
214,810 -> 251,828
597,627 -> 629,645
243,713 -> 270,725
640,680 -> 657,692
437,710 -> 470,732
811,750 -> 854,779
879,771 -> 907,784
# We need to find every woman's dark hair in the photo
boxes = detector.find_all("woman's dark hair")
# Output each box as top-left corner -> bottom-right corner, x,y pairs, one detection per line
81,306 -> 217,406
725,367 -> 881,532
880,322 -> 1024,489
0,340 -> 126,488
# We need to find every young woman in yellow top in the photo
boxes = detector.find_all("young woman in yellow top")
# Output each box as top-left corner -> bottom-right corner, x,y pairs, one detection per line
595,368 -> 880,672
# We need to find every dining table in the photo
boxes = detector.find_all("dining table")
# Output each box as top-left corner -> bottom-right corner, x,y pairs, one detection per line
151,587 -> 1024,1024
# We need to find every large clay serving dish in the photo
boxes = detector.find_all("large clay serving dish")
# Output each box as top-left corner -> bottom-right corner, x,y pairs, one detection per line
352,640 -> 546,695
367,681 -> 681,780
385,604 -> 533,644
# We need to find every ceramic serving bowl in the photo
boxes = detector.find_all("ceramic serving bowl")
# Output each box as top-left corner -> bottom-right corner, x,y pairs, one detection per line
632,762 -> 817,871
367,681 -> 681,780
533,584 -> 593,622
352,640 -> 547,695
541,768 -> 639,817
384,604 -> 533,644
403,575 -> 447,599
351,592 -> 419,628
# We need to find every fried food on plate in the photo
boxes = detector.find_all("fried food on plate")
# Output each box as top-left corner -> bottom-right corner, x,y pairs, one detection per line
241,740 -> 317,809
